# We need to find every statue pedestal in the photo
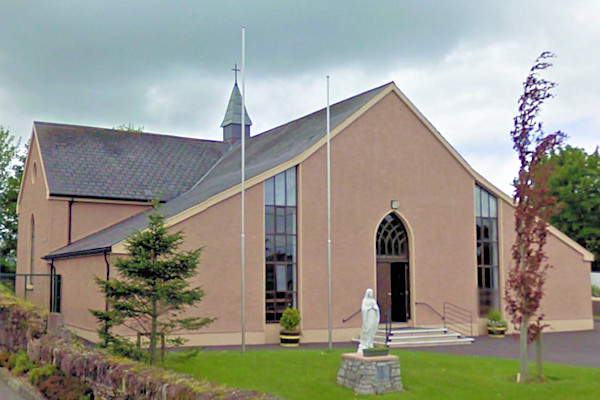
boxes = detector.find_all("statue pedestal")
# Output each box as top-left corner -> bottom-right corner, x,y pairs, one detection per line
336,353 -> 403,395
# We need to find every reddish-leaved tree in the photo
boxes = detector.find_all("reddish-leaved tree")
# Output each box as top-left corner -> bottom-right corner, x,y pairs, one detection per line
505,51 -> 566,382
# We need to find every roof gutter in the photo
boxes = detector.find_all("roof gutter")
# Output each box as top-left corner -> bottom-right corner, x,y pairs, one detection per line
42,246 -> 112,261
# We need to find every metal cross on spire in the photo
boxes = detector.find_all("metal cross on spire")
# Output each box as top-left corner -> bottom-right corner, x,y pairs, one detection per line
232,63 -> 241,84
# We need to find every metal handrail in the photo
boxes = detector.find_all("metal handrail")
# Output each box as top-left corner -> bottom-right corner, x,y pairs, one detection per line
415,301 -> 445,322
443,301 -> 473,337
342,308 -> 361,323
385,305 -> 392,345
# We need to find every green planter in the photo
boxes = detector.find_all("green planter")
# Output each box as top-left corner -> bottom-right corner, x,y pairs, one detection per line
487,325 -> 507,338
362,347 -> 389,357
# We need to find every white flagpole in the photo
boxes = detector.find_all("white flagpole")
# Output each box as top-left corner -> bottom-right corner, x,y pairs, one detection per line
240,25 -> 246,353
326,76 -> 332,351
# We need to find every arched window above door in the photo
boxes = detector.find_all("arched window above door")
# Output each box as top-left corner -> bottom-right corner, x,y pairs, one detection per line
376,213 -> 408,261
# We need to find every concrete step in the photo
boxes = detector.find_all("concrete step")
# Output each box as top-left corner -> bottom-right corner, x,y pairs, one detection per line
383,333 -> 461,342
385,337 -> 474,348
372,326 -> 474,348
379,327 -> 448,335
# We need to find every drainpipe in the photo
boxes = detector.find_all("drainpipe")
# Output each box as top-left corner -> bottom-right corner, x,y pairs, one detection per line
103,251 -> 110,312
67,198 -> 74,244
49,260 -> 55,311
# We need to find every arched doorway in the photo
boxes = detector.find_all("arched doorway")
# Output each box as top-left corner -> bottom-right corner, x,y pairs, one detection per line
376,213 -> 410,322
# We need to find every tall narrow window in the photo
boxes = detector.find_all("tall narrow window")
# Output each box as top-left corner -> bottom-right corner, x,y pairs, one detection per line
475,185 -> 499,315
265,167 -> 297,322
29,215 -> 36,285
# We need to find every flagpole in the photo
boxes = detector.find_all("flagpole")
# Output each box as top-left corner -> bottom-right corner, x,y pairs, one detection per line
326,76 -> 332,351
240,25 -> 246,353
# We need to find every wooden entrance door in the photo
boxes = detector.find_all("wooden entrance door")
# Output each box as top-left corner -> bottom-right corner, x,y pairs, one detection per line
391,262 -> 410,322
376,213 -> 410,323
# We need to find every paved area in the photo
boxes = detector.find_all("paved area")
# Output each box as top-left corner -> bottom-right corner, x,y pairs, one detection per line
408,321 -> 600,368
203,321 -> 600,368
0,382 -> 27,400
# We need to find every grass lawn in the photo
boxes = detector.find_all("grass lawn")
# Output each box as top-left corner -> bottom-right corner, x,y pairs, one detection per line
165,348 -> 600,400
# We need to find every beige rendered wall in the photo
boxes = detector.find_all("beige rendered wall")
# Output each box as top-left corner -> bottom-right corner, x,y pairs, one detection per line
157,183 -> 266,344
16,130 -> 153,310
498,198 -> 593,334
70,201 -> 151,242
58,184 -> 266,345
52,254 -> 107,337
299,92 -> 478,340
16,133 -> 56,308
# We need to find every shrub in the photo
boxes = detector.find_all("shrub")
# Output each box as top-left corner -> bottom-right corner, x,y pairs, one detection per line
280,308 -> 301,332
28,364 -> 57,386
486,309 -> 503,322
12,351 -> 35,375
38,372 -> 94,400
592,285 -> 600,298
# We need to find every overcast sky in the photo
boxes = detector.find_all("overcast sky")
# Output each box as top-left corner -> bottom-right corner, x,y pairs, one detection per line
1,1 -> 598,194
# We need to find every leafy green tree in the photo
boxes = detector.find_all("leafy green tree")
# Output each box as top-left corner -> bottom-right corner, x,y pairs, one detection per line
0,126 -> 23,277
91,205 -> 214,364
545,146 -> 600,271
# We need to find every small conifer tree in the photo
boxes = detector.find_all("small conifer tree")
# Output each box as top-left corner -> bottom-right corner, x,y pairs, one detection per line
92,204 -> 214,364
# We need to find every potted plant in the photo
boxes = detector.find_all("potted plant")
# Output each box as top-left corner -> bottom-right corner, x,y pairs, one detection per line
280,307 -> 301,347
486,309 -> 507,338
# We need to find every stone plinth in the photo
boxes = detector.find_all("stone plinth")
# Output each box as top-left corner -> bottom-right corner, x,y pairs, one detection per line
337,353 -> 403,395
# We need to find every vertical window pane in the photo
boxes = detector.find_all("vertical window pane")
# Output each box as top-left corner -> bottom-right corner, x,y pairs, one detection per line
276,207 -> 286,233
265,167 -> 297,322
286,208 -> 296,233
265,235 -> 275,261
475,185 -> 499,316
483,242 -> 491,265
490,220 -> 497,241
276,264 -> 287,291
475,187 -> 482,217
286,236 -> 296,262
265,178 -> 275,206
287,264 -> 294,290
275,173 -> 286,205
489,196 -> 497,217
265,206 -> 275,234
266,264 -> 275,291
275,235 -> 286,261
482,219 -> 490,239
481,191 -> 489,217
286,168 -> 296,206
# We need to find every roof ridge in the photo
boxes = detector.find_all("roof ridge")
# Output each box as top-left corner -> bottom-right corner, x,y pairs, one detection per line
33,121 -> 224,144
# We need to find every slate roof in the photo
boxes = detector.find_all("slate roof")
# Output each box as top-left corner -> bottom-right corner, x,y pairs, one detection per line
44,82 -> 392,259
35,123 -> 227,201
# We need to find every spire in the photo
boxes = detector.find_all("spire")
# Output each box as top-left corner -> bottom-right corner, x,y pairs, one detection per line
221,82 -> 252,144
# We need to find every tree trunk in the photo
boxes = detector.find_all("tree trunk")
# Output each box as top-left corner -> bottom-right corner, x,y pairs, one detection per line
150,299 -> 157,364
519,314 -> 529,382
536,330 -> 543,380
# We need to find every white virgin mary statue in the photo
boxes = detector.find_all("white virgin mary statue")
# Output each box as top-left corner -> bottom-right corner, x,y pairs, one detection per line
357,288 -> 380,355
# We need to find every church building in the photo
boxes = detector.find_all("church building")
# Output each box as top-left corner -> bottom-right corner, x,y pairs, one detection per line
15,82 -> 594,345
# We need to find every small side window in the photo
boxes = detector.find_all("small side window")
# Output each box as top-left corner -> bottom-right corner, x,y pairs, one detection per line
31,162 -> 37,184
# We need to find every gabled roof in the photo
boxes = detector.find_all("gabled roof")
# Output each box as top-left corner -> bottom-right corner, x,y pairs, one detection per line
44,82 -> 390,259
221,83 -> 252,127
43,81 -> 594,263
34,122 -> 227,201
